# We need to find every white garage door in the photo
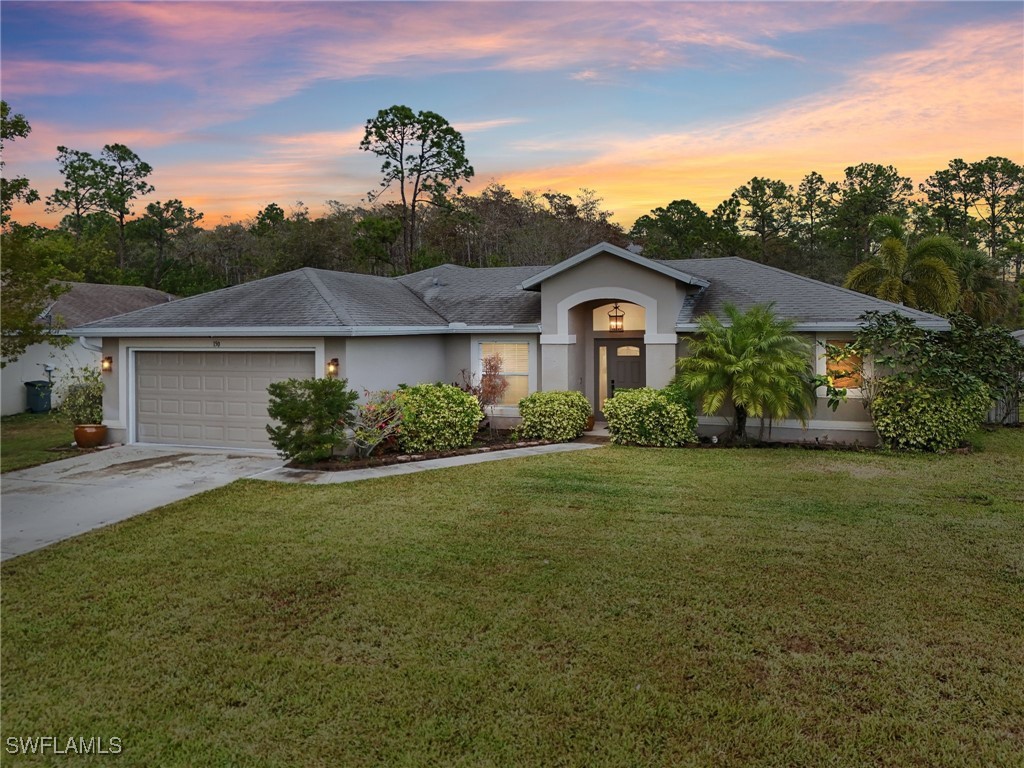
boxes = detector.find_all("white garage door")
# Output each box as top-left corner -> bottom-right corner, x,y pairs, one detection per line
135,350 -> 315,449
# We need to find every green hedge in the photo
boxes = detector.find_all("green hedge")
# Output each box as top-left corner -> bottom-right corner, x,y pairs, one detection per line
871,377 -> 990,452
603,387 -> 697,447
395,383 -> 483,453
515,390 -> 592,442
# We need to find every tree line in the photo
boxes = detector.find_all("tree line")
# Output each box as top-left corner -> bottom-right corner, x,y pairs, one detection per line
3,101 -> 1021,337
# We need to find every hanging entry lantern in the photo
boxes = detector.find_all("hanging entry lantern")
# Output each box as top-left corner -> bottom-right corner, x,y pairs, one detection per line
608,303 -> 625,332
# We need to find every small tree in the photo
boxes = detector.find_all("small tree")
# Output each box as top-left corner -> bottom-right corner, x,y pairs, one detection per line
349,390 -> 404,458
819,311 -> 997,449
266,378 -> 358,464
456,354 -> 508,435
674,303 -> 815,442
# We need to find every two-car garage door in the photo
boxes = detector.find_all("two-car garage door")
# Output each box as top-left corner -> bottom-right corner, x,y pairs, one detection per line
135,351 -> 315,450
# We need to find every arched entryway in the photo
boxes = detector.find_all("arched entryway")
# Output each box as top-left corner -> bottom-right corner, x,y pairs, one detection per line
591,301 -> 645,418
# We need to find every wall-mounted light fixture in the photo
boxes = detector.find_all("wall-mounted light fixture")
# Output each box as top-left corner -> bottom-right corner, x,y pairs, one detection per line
101,356 -> 113,373
326,358 -> 339,378
608,303 -> 625,333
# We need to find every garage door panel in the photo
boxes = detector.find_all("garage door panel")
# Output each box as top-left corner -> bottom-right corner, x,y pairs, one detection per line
135,350 -> 314,449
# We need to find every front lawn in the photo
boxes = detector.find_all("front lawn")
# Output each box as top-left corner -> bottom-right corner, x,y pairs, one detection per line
0,412 -> 76,473
2,430 -> 1022,766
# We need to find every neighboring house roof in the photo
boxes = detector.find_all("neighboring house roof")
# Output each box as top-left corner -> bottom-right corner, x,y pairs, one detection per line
1012,329 -> 1024,345
71,244 -> 950,336
667,257 -> 950,331
42,282 -> 175,329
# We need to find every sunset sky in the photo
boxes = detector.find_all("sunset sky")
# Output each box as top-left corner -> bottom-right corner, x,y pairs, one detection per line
2,1 -> 1022,229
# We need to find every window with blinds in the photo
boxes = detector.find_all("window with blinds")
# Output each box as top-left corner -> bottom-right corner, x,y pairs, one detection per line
480,342 -> 530,405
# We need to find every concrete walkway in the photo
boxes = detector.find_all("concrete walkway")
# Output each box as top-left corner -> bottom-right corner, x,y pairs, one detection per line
252,441 -> 605,484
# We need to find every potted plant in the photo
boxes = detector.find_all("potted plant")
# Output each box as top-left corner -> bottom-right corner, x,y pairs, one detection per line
55,366 -> 106,448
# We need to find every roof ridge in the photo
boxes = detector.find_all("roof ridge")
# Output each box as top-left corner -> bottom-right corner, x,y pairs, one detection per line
301,268 -> 354,326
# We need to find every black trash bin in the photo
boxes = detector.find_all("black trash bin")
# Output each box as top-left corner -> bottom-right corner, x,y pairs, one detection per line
24,380 -> 53,413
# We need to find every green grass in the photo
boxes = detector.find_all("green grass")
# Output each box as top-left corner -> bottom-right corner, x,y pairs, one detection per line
0,412 -> 76,473
2,430 -> 1022,767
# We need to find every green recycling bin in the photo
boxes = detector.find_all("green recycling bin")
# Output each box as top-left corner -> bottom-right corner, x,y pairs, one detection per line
24,380 -> 53,413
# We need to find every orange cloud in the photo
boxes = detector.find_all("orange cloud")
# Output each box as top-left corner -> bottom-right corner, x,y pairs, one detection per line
491,20 -> 1024,223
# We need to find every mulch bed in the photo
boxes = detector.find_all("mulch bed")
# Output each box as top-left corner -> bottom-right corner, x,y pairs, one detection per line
288,432 -> 563,472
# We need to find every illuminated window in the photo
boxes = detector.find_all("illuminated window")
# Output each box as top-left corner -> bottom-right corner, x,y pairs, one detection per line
617,346 -> 641,357
826,341 -> 863,389
480,342 -> 530,405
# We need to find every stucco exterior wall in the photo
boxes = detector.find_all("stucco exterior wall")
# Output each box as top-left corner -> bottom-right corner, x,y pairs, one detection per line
343,335 -> 448,394
1,340 -> 99,416
539,253 -> 690,337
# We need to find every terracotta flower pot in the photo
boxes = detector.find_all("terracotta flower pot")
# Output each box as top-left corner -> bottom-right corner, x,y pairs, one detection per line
74,424 -> 107,449
585,415 -> 596,431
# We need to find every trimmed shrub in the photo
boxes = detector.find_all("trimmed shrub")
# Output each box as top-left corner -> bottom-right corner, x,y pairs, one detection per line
871,376 -> 990,452
659,379 -> 700,437
395,383 -> 483,453
515,390 -> 592,442
603,387 -> 697,447
266,377 -> 359,463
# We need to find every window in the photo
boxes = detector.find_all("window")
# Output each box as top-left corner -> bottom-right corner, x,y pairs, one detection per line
826,340 -> 863,389
616,345 -> 641,357
480,342 -> 529,405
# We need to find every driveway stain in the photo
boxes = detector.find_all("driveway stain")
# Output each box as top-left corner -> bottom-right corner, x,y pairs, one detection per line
62,453 -> 198,479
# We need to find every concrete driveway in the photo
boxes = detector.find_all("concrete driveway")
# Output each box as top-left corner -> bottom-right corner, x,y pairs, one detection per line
1,445 -> 282,561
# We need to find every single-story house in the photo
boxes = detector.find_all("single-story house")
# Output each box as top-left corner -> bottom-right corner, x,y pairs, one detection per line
2,282 -> 175,415
70,242 -> 949,450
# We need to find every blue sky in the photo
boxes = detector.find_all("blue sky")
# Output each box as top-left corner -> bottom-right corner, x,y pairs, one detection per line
2,1 -> 1021,226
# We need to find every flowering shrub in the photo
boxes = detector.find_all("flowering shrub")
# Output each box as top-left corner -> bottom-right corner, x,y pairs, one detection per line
871,377 -> 990,452
349,390 -> 404,458
395,383 -> 483,453
266,377 -> 359,463
603,387 -> 697,447
515,390 -> 592,442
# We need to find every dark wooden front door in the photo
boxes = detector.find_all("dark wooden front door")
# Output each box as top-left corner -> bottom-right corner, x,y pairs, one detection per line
595,339 -> 646,418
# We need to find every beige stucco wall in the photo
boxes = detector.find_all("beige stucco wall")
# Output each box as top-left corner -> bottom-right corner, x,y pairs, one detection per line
539,252 -> 690,337
343,335 -> 448,394
2,339 -> 99,416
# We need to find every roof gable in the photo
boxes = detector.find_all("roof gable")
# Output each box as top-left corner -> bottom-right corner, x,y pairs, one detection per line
520,242 -> 709,291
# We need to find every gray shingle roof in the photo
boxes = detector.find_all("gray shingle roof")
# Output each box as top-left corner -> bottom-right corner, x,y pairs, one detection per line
75,268 -> 447,331
664,257 -> 949,329
44,282 -> 175,327
397,264 -> 544,325
71,252 -> 949,336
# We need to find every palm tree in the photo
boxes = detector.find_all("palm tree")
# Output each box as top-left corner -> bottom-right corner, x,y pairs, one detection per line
844,215 -> 960,314
955,249 -> 1013,325
675,303 -> 815,441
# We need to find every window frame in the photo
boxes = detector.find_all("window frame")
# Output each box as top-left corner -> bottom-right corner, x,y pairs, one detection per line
815,334 -> 869,399
476,338 -> 536,410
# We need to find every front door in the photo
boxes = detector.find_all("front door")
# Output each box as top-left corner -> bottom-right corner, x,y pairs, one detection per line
595,339 -> 646,418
